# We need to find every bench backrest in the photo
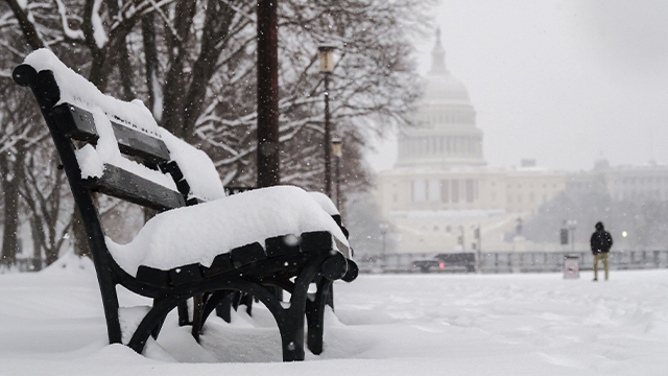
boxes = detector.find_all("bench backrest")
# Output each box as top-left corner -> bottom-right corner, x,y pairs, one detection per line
53,102 -> 188,211
13,50 -> 225,214
12,51 -> 207,345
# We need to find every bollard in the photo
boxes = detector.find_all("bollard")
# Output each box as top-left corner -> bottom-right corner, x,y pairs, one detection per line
563,255 -> 580,279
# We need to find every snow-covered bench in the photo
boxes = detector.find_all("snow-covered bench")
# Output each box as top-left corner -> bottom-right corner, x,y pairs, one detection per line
13,49 -> 357,362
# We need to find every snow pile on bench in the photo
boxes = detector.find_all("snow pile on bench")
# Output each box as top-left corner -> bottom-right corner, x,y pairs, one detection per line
76,105 -> 177,190
23,49 -> 225,200
308,192 -> 340,216
24,49 -> 162,138
158,129 -> 224,201
106,186 -> 350,276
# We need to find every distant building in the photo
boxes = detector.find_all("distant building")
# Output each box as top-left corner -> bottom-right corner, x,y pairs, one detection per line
375,30 -> 668,254
567,160 -> 668,201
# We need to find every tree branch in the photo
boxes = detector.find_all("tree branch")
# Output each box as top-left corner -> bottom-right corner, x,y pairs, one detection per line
4,0 -> 46,49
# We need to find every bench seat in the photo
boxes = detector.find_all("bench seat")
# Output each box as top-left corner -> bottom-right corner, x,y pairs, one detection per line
106,185 -> 348,280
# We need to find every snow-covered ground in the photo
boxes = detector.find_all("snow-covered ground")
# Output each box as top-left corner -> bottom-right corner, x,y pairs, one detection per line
1,256 -> 667,376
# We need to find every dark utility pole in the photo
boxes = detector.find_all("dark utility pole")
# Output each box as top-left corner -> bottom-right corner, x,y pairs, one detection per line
335,149 -> 340,207
323,74 -> 332,196
318,44 -> 335,197
256,0 -> 280,188
332,138 -> 342,210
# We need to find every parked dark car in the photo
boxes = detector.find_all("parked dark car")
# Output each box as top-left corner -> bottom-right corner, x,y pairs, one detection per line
412,253 -> 476,273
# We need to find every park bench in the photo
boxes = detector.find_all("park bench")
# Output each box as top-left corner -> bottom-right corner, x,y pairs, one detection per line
13,49 -> 357,362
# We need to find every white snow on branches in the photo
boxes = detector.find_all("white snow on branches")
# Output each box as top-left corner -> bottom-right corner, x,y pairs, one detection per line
91,0 -> 108,48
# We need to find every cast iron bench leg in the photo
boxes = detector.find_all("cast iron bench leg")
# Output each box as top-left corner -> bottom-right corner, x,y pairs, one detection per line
191,293 -> 205,341
306,277 -> 334,355
129,295 -> 185,353
216,292 -> 235,323
177,301 -> 190,326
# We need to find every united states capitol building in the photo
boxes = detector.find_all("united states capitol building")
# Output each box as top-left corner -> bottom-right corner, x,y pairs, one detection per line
375,31 -> 668,253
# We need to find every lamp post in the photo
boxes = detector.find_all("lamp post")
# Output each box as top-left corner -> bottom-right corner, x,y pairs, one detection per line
474,225 -> 481,273
567,219 -> 577,253
560,221 -> 569,247
318,44 -> 335,197
331,137 -> 343,210
379,223 -> 389,271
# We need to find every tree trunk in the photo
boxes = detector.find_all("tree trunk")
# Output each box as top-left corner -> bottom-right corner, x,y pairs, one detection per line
182,0 -> 237,143
29,215 -> 47,266
1,145 -> 25,267
117,39 -> 136,101
161,0 -> 198,137
141,13 -> 162,121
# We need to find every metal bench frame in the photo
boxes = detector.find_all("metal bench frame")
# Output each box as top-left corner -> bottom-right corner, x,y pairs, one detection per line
13,64 -> 357,361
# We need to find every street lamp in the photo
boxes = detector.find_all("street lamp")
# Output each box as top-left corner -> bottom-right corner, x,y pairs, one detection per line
318,44 -> 335,197
379,223 -> 389,271
331,137 -> 343,210
318,44 -> 335,73
458,225 -> 465,251
567,219 -> 577,253
474,225 -> 482,273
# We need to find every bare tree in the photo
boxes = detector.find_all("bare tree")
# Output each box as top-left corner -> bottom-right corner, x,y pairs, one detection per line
19,144 -> 72,265
0,139 -> 26,267
2,0 -> 432,184
1,0 -> 435,263
0,77 -> 40,267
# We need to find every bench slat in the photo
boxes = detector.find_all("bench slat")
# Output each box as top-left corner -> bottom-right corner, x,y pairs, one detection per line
52,103 -> 171,167
83,164 -> 185,211
52,103 -> 98,142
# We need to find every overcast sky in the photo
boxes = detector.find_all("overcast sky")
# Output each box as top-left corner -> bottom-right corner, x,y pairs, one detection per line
367,0 -> 668,172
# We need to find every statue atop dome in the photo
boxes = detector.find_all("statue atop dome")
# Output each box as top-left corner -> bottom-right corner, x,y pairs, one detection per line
429,27 -> 447,75
422,27 -> 471,104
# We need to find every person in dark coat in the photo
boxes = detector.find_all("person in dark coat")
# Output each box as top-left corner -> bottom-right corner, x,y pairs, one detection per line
590,222 -> 613,281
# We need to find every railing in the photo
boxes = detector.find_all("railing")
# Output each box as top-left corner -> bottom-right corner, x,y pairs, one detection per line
15,250 -> 668,274
355,250 -> 668,274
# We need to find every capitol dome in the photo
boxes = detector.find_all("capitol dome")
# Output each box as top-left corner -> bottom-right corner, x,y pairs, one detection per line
423,73 -> 471,104
395,28 -> 485,168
